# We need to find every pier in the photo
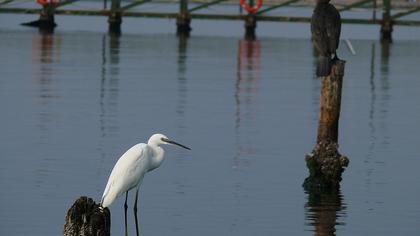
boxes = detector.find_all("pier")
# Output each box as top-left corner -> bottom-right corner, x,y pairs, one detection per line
1,0 -> 420,38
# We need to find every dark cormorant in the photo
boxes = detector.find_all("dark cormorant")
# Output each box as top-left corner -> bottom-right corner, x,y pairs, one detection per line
311,0 -> 341,77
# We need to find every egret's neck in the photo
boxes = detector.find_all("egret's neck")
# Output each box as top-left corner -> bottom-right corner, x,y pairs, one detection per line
148,144 -> 165,172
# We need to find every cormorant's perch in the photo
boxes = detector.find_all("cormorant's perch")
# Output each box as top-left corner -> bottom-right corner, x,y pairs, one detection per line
303,61 -> 349,191
311,0 -> 341,77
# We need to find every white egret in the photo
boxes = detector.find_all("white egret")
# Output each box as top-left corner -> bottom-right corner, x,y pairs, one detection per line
100,133 -> 191,236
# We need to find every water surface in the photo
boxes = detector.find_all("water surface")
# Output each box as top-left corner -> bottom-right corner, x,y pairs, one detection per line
0,14 -> 420,236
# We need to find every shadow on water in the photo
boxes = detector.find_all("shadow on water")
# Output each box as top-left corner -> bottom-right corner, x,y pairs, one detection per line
304,190 -> 347,236
234,38 -> 261,167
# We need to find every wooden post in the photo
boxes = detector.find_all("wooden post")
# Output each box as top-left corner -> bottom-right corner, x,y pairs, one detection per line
108,0 -> 121,34
380,0 -> 392,42
64,196 -> 110,236
316,61 -> 344,144
177,0 -> 191,36
304,60 -> 349,191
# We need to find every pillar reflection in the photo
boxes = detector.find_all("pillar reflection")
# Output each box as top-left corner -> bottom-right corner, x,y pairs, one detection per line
234,38 -> 261,167
305,190 -> 346,236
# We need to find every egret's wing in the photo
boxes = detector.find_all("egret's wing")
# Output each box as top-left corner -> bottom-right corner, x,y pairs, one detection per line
101,143 -> 149,207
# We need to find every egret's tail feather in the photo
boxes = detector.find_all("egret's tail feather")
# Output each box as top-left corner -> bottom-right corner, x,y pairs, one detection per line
316,56 -> 332,77
100,191 -> 117,208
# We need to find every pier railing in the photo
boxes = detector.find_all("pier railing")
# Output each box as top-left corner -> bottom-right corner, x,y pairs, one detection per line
1,0 -> 419,38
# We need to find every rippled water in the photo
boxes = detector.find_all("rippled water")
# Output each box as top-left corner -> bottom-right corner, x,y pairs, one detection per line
0,13 -> 420,236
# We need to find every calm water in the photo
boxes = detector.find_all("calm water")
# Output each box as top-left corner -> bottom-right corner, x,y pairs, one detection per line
1,13 -> 420,236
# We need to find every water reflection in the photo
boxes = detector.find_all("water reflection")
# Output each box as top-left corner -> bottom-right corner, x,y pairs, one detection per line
234,38 -> 261,167
363,40 -> 391,199
230,37 -> 262,233
366,43 -> 377,184
31,31 -> 61,133
31,31 -> 61,188
305,190 -> 346,236
379,41 -> 390,137
176,34 -> 188,132
99,33 -> 120,139
172,34 -> 189,195
97,33 -> 121,192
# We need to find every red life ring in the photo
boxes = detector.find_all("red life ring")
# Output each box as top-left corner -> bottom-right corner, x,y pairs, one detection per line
240,0 -> 263,13
36,0 -> 59,5
36,0 -> 48,5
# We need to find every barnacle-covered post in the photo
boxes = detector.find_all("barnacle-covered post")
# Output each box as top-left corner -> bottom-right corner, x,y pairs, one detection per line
305,0 -> 349,191
64,196 -> 110,236
304,61 -> 349,191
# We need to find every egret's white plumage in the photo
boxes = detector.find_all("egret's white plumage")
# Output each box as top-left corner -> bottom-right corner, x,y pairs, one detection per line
100,133 -> 190,236
101,143 -> 151,207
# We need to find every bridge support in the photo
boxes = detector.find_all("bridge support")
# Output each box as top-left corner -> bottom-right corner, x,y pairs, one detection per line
380,0 -> 393,41
21,3 -> 56,32
244,13 -> 257,40
108,0 -> 121,34
177,0 -> 191,36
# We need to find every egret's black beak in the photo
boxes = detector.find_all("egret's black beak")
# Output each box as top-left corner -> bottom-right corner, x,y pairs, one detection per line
162,138 -> 191,150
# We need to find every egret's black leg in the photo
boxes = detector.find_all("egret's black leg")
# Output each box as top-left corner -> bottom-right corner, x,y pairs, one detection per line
124,192 -> 128,236
134,189 -> 140,236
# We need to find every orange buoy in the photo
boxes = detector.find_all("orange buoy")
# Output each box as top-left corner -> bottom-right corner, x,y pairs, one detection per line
240,0 -> 263,13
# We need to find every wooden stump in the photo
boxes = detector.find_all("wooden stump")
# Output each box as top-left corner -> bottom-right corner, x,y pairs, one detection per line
304,60 -> 349,191
64,196 -> 110,236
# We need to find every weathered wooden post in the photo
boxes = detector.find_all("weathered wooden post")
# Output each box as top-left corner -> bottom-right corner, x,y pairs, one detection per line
177,0 -> 191,36
108,0 -> 122,34
306,0 -> 348,192
64,196 -> 110,236
304,61 -> 349,191
380,0 -> 392,42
